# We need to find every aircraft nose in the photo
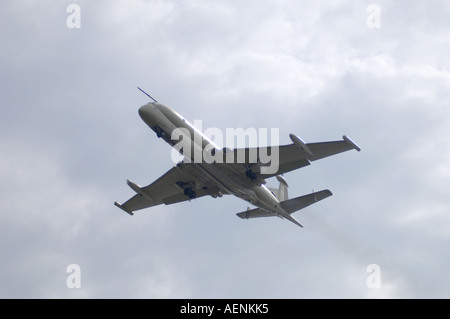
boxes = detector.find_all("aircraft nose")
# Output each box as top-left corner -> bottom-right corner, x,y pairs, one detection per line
138,103 -> 157,124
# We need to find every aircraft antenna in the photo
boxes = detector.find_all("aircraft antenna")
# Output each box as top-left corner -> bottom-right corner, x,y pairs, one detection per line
137,87 -> 158,103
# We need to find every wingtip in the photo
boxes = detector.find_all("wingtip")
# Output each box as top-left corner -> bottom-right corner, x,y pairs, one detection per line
114,201 -> 134,216
343,135 -> 361,152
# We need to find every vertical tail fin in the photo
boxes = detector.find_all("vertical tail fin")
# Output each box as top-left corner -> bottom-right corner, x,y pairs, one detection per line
269,175 -> 289,201
276,175 -> 289,201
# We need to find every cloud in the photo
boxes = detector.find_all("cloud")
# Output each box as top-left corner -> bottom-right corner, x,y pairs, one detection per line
1,0 -> 450,298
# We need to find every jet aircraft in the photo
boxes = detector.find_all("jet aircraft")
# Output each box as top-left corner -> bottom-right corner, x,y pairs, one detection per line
115,90 -> 360,228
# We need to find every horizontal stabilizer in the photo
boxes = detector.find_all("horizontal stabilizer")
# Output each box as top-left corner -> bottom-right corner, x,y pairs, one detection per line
280,189 -> 332,214
237,207 -> 304,228
236,189 -> 332,227
237,208 -> 277,219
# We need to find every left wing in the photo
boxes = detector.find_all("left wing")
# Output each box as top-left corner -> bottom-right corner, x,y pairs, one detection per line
114,164 -> 224,215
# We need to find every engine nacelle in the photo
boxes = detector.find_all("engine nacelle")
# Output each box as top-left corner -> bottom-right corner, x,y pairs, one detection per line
289,134 -> 314,157
127,179 -> 152,200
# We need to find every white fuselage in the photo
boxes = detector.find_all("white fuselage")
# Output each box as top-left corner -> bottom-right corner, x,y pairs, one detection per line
138,102 -> 286,215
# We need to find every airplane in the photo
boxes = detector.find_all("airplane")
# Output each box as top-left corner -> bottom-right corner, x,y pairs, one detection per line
114,89 -> 361,228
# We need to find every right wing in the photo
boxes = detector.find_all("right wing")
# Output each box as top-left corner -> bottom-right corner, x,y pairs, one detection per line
115,163 -> 225,215
229,135 -> 360,179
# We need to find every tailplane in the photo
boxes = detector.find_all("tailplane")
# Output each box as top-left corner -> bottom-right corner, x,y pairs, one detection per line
236,189 -> 332,228
280,189 -> 332,214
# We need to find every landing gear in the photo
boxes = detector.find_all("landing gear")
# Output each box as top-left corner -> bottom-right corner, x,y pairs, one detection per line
184,188 -> 196,199
176,181 -> 197,199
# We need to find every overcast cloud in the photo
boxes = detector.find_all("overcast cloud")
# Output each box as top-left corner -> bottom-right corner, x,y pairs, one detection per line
1,0 -> 450,298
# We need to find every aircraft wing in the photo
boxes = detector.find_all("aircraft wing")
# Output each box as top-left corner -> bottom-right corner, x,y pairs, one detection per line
115,164 -> 224,215
231,135 -> 360,178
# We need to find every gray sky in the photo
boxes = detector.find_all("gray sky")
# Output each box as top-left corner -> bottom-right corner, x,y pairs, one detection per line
1,0 -> 450,298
